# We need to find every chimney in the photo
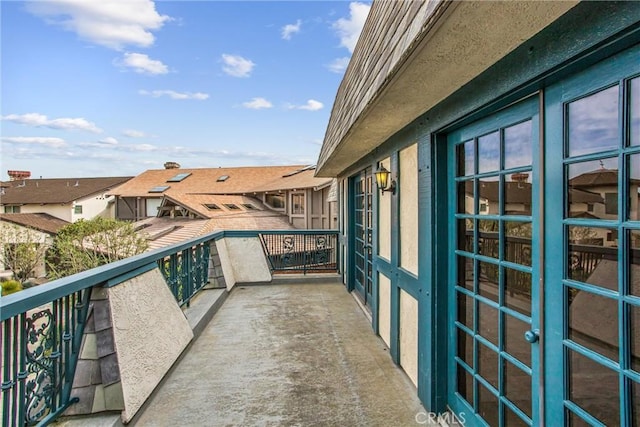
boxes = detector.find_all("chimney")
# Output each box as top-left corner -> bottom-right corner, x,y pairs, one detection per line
7,170 -> 31,181
510,173 -> 529,183
164,162 -> 180,169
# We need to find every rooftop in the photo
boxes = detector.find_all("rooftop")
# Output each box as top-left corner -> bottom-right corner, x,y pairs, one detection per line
0,212 -> 70,234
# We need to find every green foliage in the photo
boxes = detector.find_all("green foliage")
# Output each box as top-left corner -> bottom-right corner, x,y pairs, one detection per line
1,279 -> 23,296
46,217 -> 149,279
0,223 -> 48,281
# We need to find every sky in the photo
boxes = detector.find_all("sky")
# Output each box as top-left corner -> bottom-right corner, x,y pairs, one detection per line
0,0 -> 371,179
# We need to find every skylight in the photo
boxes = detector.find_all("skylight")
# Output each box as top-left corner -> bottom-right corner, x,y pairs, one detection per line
148,186 -> 170,193
223,203 -> 240,210
242,204 -> 257,210
204,204 -> 221,210
167,173 -> 192,182
217,175 -> 229,182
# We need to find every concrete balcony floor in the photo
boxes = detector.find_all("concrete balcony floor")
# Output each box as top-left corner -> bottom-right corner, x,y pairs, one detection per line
132,282 -> 427,426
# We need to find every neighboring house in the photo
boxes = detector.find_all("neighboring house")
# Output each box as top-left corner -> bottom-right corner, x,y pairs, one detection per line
108,165 -> 336,228
316,2 -> 639,426
0,213 -> 70,278
0,176 -> 133,222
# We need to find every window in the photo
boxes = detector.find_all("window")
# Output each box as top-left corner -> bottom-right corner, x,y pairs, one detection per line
292,193 -> 305,215
167,173 -> 191,182
149,186 -> 170,193
604,192 -> 618,215
204,204 -> 220,210
587,203 -> 594,212
265,194 -> 285,209
3,206 -> 20,213
74,205 -> 83,214
223,204 -> 240,210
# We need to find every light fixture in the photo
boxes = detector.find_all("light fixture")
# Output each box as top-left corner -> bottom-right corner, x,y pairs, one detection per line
375,164 -> 396,195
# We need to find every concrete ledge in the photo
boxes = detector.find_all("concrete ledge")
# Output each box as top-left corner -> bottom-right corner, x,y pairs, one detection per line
183,288 -> 228,338
53,413 -> 124,427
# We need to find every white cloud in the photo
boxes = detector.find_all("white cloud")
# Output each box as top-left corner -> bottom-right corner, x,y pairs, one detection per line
1,136 -> 67,148
25,0 -> 170,50
99,137 -> 119,145
281,19 -> 301,40
138,89 -> 209,100
327,57 -> 350,73
117,52 -> 168,75
332,2 -> 371,53
1,113 -> 102,133
298,99 -> 324,111
242,97 -> 273,110
221,54 -> 255,78
122,129 -> 147,138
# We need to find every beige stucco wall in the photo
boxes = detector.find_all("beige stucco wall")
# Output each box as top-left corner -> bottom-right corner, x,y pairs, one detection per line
72,194 -> 117,222
399,289 -> 418,387
21,204 -> 71,222
217,237 -> 272,289
378,157 -> 391,261
378,272 -> 391,347
0,221 -> 51,276
399,144 -> 418,275
108,268 -> 193,423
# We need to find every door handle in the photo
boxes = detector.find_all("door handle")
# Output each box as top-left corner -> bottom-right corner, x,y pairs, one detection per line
524,329 -> 540,343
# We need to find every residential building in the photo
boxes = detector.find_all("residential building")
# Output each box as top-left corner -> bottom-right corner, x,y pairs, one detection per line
0,213 -> 70,277
0,176 -> 132,222
316,2 -> 640,426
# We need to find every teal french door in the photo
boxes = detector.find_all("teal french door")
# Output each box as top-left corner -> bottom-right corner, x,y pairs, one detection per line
446,44 -> 640,426
351,168 -> 374,307
448,96 -> 541,426
544,45 -> 640,426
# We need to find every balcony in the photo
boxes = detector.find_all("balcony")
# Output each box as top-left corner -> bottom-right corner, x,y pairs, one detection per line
1,230 -> 426,426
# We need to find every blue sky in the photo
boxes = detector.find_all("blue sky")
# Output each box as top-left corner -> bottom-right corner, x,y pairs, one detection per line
0,0 -> 370,179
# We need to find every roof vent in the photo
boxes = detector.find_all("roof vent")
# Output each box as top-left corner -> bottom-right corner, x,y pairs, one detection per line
164,162 -> 180,169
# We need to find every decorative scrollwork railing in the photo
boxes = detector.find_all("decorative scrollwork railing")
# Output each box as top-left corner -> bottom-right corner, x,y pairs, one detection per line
258,231 -> 339,274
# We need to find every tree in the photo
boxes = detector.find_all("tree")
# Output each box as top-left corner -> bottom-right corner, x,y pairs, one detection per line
0,222 -> 50,281
46,218 -> 149,279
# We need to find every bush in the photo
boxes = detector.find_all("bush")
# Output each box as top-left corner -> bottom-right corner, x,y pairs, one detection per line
1,279 -> 23,296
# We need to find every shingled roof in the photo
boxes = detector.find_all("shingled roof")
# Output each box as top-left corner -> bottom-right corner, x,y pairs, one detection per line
108,166 -> 332,197
0,177 -> 133,204
0,213 -> 70,234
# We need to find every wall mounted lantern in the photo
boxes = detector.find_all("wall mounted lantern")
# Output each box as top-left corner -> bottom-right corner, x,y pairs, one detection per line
375,164 -> 396,195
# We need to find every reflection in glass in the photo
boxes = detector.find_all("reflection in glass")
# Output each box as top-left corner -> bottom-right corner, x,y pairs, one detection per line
478,341 -> 499,389
478,177 -> 499,215
568,288 -> 618,362
631,230 -> 640,297
630,305 -> 640,374
567,225 -> 618,291
505,222 -> 532,266
504,360 -> 532,418
629,154 -> 640,221
505,173 -> 532,215
458,292 -> 474,330
569,349 -> 620,425
457,364 -> 474,408
478,220 -> 499,258
504,313 -> 531,367
632,379 -> 640,427
479,131 -> 500,173
458,140 -> 475,176
458,219 -> 474,252
631,77 -> 639,146
457,255 -> 474,291
478,301 -> 499,345
505,269 -> 532,317
568,85 -> 619,157
457,327 -> 474,368
479,261 -> 499,303
504,120 -> 533,170
504,410 -> 529,427
567,159 -> 618,220
459,180 -> 474,214
478,384 -> 499,427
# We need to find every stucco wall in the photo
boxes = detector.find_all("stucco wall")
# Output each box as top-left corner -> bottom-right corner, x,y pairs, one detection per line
399,289 -> 418,387
378,157 -> 391,261
399,144 -> 418,275
216,237 -> 271,289
72,194 -> 116,222
0,221 -> 50,276
378,272 -> 391,347
21,204 -> 71,222
108,268 -> 193,423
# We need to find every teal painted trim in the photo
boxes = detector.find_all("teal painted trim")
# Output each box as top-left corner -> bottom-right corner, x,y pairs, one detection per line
371,163 -> 379,333
105,263 -> 157,288
389,152 -> 400,364
347,175 -> 356,293
223,229 -> 339,237
61,288 -> 92,406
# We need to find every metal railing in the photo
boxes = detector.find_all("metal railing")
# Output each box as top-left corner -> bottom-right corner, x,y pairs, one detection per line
0,229 -> 338,426
257,230 -> 339,274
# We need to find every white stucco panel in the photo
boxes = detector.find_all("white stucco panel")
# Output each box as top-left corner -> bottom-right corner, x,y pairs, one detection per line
218,237 -> 271,289
399,289 -> 418,387
108,269 -> 193,423
399,144 -> 418,275
378,272 -> 391,347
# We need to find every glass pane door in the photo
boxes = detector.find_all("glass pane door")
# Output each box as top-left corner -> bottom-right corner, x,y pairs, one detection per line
352,168 -> 373,307
448,97 -> 540,426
